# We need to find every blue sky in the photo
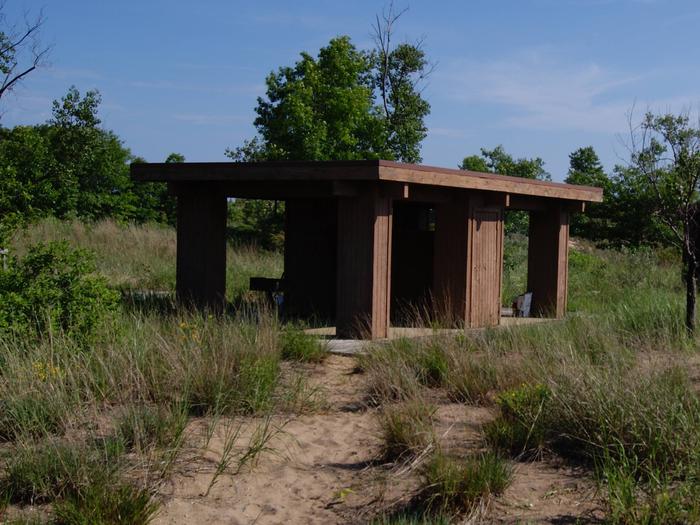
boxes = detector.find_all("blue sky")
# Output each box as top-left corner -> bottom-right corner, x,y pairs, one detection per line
4,0 -> 700,180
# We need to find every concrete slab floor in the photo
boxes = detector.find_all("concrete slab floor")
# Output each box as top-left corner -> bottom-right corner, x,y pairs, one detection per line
307,317 -> 556,355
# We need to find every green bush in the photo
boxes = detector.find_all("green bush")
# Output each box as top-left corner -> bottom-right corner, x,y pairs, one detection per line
0,241 -> 118,340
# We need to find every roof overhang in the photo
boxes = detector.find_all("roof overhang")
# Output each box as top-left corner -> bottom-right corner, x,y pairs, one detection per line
131,159 -> 604,203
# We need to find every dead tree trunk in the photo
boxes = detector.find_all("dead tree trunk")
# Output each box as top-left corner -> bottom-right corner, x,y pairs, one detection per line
684,233 -> 696,335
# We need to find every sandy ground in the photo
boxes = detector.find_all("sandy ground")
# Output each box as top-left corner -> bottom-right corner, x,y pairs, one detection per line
151,355 -> 604,525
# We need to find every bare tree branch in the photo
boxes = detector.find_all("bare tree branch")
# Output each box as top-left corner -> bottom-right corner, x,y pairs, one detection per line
0,5 -> 50,105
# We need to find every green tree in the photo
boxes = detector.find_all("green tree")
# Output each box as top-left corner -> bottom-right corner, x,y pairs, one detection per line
460,146 -> 550,233
0,125 -> 64,241
46,86 -> 136,221
0,86 -> 178,237
565,146 -> 613,240
460,145 -> 550,181
129,153 -> 181,225
242,36 -> 389,162
629,111 -> 700,333
372,4 -> 431,163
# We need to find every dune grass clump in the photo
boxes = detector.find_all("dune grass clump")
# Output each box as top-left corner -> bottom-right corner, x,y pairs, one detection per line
279,327 -> 327,363
419,450 -> 511,515
115,403 -> 188,454
379,398 -> 436,461
370,511 -> 452,525
484,383 -> 551,459
53,481 -> 158,525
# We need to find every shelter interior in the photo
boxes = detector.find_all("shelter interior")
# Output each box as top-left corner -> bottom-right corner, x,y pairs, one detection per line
131,160 -> 603,339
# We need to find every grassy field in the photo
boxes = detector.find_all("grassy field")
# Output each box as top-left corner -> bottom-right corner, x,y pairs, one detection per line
1,218 -> 696,524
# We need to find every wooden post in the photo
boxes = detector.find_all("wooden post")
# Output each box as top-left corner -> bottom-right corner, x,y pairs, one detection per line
336,188 -> 392,339
433,195 -> 470,325
175,183 -> 227,312
527,204 -> 569,317
284,198 -> 337,321
468,204 -> 504,327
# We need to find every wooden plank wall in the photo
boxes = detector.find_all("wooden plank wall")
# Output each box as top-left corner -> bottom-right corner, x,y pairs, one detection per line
336,188 -> 392,339
175,183 -> 228,311
468,206 -> 504,327
284,199 -> 337,321
527,204 -> 570,317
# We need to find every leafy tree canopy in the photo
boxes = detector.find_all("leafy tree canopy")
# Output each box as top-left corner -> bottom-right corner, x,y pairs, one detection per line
0,86 -> 177,240
460,145 -> 551,181
228,35 -> 430,163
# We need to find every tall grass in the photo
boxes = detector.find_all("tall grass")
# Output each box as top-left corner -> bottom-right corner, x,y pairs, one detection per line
363,236 -> 699,522
10,218 -> 283,302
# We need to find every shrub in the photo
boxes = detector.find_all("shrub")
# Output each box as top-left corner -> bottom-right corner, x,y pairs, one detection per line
280,327 -> 327,362
0,241 -> 118,340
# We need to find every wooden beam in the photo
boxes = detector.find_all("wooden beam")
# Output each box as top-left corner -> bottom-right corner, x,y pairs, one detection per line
527,205 -> 570,318
380,182 -> 410,200
332,181 -> 360,197
379,164 -> 603,202
175,184 -> 227,311
336,189 -> 392,339
505,194 -> 547,212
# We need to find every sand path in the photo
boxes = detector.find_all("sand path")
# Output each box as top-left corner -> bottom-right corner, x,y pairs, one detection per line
153,355 -> 602,524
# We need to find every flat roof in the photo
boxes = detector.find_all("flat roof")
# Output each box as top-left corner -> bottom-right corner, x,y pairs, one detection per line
131,159 -> 604,202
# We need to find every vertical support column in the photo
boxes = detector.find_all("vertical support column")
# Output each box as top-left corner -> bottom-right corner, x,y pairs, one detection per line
527,204 -> 570,318
175,183 -> 227,312
433,194 -> 470,326
336,187 -> 392,339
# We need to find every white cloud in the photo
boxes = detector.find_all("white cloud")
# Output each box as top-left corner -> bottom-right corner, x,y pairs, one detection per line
433,50 -> 700,133
437,52 -> 646,134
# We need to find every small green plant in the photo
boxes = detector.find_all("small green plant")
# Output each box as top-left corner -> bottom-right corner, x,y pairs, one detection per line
279,327 -> 327,362
379,399 -> 436,461
484,383 -> 551,458
420,451 -> 512,514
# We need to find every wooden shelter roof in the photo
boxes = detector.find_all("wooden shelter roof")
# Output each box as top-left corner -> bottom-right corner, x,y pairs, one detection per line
131,159 -> 603,203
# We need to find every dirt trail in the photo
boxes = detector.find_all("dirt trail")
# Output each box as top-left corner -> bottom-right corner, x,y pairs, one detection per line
153,355 -> 602,524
